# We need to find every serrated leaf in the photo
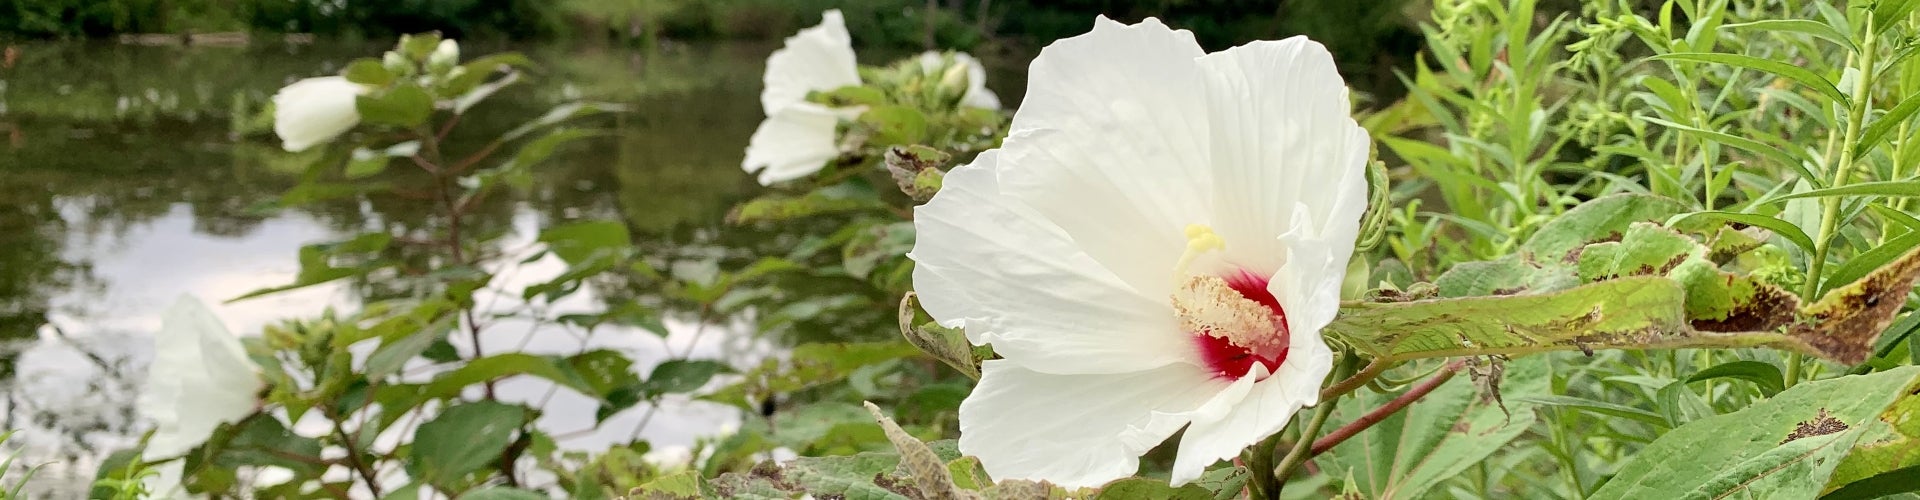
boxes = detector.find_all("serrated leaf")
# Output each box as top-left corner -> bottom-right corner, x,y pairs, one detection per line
538,220 -> 631,265
408,401 -> 525,489
899,293 -> 982,379
356,83 -> 434,127
1591,368 -> 1920,499
865,402 -> 960,499
422,353 -> 600,400
642,359 -> 730,396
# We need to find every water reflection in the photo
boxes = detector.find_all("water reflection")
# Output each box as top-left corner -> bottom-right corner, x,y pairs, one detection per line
0,40 -> 909,495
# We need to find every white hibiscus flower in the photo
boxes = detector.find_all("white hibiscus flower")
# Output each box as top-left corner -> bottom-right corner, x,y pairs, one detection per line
272,76 -> 368,152
743,10 -> 862,185
139,296 -> 266,461
909,17 -> 1369,488
918,51 -> 1002,110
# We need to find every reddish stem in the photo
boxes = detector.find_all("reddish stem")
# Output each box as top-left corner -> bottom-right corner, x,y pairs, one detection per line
1310,360 -> 1467,456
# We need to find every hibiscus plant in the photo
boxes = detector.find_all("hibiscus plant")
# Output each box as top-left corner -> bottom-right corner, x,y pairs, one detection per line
99,1 -> 1920,499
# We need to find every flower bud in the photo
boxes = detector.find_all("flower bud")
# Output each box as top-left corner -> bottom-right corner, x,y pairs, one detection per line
429,39 -> 460,71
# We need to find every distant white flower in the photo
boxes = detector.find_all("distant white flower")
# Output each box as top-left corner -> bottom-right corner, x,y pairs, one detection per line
643,445 -> 694,471
139,296 -> 266,461
910,18 -> 1369,488
743,10 -> 862,185
272,76 -> 368,152
918,51 -> 1001,110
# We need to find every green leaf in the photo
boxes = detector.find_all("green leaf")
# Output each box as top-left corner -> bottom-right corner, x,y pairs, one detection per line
1522,193 -> 1690,260
1875,0 -> 1920,34
1574,223 -> 1705,282
1687,360 -> 1786,396
1823,227 -> 1920,294
633,471 -> 709,498
705,342 -> 921,411
342,58 -> 396,86
727,183 -> 888,224
537,220 -> 631,265
345,141 -> 421,179
1667,211 -> 1817,254
1824,465 -> 1920,500
365,327 -> 442,380
1512,394 -> 1669,427
502,101 -> 621,142
1773,180 -> 1920,202
899,293 -> 983,380
1591,368 -> 1920,499
861,105 -> 929,145
843,222 -> 914,279
398,32 -> 443,61
1320,357 -> 1548,499
864,402 -> 961,499
1641,117 -> 1816,183
1095,478 -> 1213,499
356,83 -> 434,127
407,401 -> 526,489
423,353 -> 599,400
1719,19 -> 1857,50
230,232 -> 394,301
452,70 -> 519,114
642,359 -> 731,396
1856,91 -> 1920,159
1652,52 -> 1847,104
190,415 -> 325,478
460,487 -> 548,500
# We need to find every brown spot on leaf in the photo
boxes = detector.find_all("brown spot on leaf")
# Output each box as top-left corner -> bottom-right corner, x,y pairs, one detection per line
1782,408 -> 1850,444
1692,278 -> 1799,333
1490,286 -> 1527,296
1793,245 -> 1920,364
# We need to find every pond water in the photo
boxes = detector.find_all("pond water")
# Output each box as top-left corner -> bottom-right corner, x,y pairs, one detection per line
0,39 -> 1014,495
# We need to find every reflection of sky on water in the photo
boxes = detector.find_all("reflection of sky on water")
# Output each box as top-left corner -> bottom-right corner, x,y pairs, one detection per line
8,203 -> 760,496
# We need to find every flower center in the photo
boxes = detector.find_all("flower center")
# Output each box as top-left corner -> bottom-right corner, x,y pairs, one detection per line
1171,225 -> 1290,380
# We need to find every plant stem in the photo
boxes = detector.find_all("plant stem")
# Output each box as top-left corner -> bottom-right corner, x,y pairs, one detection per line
1270,394 -> 1337,492
1793,12 -> 1878,388
1310,360 -> 1467,456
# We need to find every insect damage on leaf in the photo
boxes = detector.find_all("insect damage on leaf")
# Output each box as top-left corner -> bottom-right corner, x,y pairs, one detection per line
1782,408 -> 1850,444
1794,245 -> 1920,364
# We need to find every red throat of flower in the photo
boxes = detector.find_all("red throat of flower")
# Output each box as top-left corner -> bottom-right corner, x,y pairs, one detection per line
1185,270 -> 1291,380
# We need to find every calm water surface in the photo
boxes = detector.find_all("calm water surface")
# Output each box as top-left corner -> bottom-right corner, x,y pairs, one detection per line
0,39 -> 986,495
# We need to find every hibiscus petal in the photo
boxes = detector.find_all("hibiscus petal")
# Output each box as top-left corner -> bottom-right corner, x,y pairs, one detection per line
1195,37 -> 1370,274
742,104 -> 843,185
1169,365 -> 1316,486
911,152 -> 1195,373
142,296 -> 264,460
760,10 -> 861,115
959,360 -> 1230,488
997,16 -> 1213,297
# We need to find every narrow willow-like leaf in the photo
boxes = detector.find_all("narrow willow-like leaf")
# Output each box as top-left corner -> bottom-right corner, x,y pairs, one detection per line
1652,53 -> 1847,104
1641,117 -> 1819,184
1773,180 -> 1920,202
1720,19 -> 1857,51
1855,91 -> 1920,160
1686,360 -> 1785,396
1823,229 -> 1920,296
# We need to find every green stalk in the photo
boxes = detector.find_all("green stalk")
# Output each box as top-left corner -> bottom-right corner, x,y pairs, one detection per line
1792,13 -> 1879,388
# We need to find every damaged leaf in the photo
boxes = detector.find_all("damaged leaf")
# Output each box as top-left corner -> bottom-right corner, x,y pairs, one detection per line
1590,367 -> 1920,500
